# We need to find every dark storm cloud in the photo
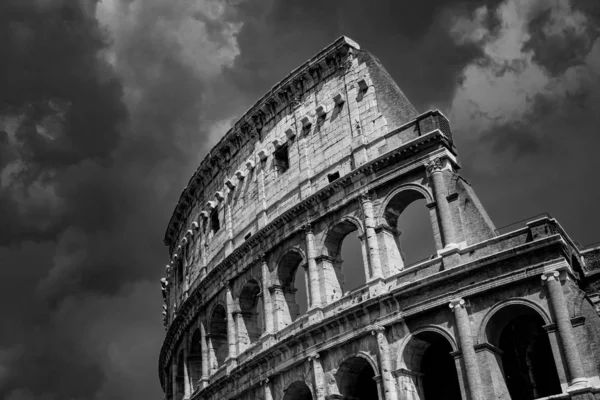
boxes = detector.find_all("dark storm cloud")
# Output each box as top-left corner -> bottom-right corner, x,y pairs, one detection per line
228,0 -> 506,112
0,0 -> 247,398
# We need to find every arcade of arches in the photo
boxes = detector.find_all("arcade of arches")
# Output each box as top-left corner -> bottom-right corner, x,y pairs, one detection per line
164,186 -> 593,400
169,296 -> 580,400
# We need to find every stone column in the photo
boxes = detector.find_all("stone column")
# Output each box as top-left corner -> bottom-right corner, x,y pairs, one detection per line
225,283 -> 237,360
183,341 -> 191,398
260,254 -> 274,334
427,158 -> 456,249
372,326 -> 397,400
262,378 -> 273,400
257,155 -> 268,228
303,224 -> 322,308
308,353 -> 326,400
234,311 -> 246,355
270,285 -> 287,331
360,192 -> 383,279
199,321 -> 209,387
172,360 -> 178,400
542,271 -> 588,388
449,298 -> 482,400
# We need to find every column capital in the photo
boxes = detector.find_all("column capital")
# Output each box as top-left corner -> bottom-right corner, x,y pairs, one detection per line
259,252 -> 269,262
301,223 -> 314,234
307,352 -> 320,361
426,156 -> 452,175
449,298 -> 466,311
358,191 -> 372,203
541,270 -> 560,284
371,325 -> 386,336
261,378 -> 270,385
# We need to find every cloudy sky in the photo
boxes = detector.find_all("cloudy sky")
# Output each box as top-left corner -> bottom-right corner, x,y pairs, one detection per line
1,0 -> 599,398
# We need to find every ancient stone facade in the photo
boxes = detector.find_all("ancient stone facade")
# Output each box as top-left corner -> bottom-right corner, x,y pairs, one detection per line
159,37 -> 600,400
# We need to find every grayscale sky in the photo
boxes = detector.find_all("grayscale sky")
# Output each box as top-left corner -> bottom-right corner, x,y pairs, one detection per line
1,0 -> 599,399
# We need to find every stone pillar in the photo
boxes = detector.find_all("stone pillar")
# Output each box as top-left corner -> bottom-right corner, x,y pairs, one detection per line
360,192 -> 383,279
427,158 -> 456,249
199,321 -> 209,387
234,311 -> 246,355
449,298 -> 482,400
262,378 -> 273,400
183,341 -> 191,398
260,254 -> 274,334
225,284 -> 237,360
172,360 -> 178,400
257,155 -> 268,228
270,285 -> 287,330
542,271 -> 588,388
304,224 -> 322,308
372,326 -> 397,400
309,353 -> 326,400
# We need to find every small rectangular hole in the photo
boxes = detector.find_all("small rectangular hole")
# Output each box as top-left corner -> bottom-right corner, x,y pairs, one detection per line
327,171 -> 340,183
244,232 -> 252,241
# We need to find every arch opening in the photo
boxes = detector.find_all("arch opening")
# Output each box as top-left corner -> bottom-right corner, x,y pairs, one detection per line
400,331 -> 461,400
283,381 -> 312,400
208,305 -> 228,370
486,305 -> 561,400
336,356 -> 378,400
324,219 -> 367,296
189,329 -> 202,390
238,279 -> 263,352
383,189 -> 436,268
277,251 -> 306,326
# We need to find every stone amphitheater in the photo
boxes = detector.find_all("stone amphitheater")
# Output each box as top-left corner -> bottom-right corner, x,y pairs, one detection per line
159,37 -> 600,400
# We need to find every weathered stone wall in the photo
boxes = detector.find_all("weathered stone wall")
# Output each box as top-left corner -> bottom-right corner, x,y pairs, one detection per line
159,37 -> 600,400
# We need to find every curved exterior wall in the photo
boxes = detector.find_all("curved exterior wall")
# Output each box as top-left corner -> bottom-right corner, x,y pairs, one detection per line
160,37 -> 600,400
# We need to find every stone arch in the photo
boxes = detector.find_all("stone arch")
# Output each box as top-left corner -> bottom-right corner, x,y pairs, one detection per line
477,298 -> 552,344
397,327 -> 461,400
396,324 -> 457,369
276,247 -> 306,287
208,303 -> 228,370
283,380 -> 313,400
379,183 -> 438,270
237,278 -> 263,352
321,217 -> 368,295
335,354 -> 379,400
479,299 -> 561,400
322,216 -> 364,258
338,350 -> 380,376
274,248 -> 307,328
188,328 -> 202,391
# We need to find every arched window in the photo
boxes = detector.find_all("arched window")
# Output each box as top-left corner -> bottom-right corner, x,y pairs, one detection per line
238,279 -> 263,353
208,305 -> 228,370
485,304 -> 561,399
276,251 -> 306,328
283,381 -> 312,400
399,330 -> 461,400
382,188 -> 436,270
335,356 -> 378,400
189,329 -> 202,391
323,219 -> 367,298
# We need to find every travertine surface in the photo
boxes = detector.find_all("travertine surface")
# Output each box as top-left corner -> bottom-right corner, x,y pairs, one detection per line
159,37 -> 600,400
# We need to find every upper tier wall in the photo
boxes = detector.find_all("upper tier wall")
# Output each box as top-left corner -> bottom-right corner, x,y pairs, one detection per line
164,37 -> 418,276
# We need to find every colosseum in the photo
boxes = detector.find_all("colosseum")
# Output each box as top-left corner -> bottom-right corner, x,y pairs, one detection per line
159,37 -> 600,400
